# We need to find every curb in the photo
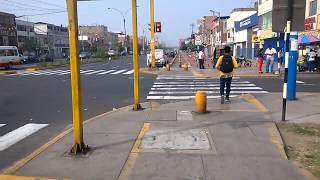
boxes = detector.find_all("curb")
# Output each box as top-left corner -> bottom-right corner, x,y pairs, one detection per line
1,102 -> 153,175
0,70 -> 17,75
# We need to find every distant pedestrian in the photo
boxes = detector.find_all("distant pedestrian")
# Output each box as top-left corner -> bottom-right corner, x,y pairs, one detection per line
215,46 -> 238,104
257,48 -> 264,73
308,49 -> 316,72
198,50 -> 205,69
278,48 -> 284,66
264,45 -> 277,73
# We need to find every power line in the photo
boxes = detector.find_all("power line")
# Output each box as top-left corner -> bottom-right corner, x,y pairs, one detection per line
0,2 -> 63,12
16,10 -> 67,17
1,0 -> 64,11
29,0 -> 65,9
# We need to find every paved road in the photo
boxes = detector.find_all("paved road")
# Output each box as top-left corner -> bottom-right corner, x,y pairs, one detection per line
0,55 -> 156,170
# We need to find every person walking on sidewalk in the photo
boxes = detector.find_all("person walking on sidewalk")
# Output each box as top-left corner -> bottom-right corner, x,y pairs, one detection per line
198,49 -> 205,69
307,48 -> 316,72
257,48 -> 264,73
215,46 -> 238,104
264,45 -> 277,73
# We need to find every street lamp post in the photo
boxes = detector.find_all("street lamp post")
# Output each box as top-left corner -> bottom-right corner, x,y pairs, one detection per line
107,8 -> 132,52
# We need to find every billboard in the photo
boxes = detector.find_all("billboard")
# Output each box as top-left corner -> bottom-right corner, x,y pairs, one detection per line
234,14 -> 258,32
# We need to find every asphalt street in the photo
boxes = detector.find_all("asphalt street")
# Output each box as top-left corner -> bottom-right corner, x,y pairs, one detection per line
0,55 -> 156,170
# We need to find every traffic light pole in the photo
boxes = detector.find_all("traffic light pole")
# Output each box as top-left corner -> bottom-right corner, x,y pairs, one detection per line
150,0 -> 156,68
132,0 -> 142,110
66,0 -> 89,154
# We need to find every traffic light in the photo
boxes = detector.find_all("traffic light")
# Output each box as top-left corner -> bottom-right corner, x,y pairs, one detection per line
155,22 -> 161,33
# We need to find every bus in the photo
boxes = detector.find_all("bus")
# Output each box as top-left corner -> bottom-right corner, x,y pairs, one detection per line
0,46 -> 22,68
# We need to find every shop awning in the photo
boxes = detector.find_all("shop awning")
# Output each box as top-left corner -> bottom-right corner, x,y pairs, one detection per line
298,31 -> 320,45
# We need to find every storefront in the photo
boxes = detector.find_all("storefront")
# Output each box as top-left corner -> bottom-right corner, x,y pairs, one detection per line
233,13 -> 258,60
259,28 -> 285,61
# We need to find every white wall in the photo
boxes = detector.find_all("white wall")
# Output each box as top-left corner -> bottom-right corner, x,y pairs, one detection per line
258,0 -> 273,16
234,30 -> 248,43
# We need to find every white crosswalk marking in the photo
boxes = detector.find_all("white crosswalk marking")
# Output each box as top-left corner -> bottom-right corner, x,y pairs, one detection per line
0,123 -> 48,151
123,69 -> 134,75
111,69 -> 127,74
98,70 -> 116,75
147,75 -> 268,100
83,70 -> 106,75
6,68 -> 136,76
0,124 -> 5,128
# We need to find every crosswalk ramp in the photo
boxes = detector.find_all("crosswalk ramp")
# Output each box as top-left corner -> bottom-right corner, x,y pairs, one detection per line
0,123 -> 48,151
147,75 -> 268,100
7,69 -> 134,76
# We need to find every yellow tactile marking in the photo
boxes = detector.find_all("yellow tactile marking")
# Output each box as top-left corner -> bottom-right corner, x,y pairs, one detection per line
118,122 -> 150,180
267,125 -> 288,160
0,175 -> 66,180
240,94 -> 269,113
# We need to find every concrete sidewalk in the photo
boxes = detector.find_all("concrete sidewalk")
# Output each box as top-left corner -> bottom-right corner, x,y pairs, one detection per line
0,94 -> 314,180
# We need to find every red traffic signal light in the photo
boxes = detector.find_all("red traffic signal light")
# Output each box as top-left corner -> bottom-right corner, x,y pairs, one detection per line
155,22 -> 161,33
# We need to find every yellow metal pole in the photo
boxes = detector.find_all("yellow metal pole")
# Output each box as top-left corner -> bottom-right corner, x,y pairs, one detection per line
150,0 -> 156,68
132,0 -> 142,110
66,0 -> 88,154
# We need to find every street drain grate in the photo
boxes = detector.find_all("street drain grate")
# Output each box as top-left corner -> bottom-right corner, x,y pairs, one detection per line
140,128 -> 211,151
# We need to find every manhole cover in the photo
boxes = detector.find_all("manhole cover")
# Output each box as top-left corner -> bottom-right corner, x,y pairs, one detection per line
140,128 -> 210,150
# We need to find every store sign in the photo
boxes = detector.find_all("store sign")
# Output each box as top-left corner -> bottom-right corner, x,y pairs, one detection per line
252,35 -> 260,43
195,35 -> 202,45
234,14 -> 258,32
305,16 -> 317,31
317,14 -> 320,30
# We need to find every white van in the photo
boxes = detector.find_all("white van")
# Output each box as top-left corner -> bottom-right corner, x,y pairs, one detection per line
147,49 -> 167,67
0,46 -> 22,68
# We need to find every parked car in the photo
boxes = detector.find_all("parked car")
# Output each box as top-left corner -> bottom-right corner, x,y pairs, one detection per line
21,53 -> 39,64
147,49 -> 167,67
79,52 -> 91,59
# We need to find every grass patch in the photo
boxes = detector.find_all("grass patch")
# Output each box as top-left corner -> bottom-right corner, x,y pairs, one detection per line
288,126 -> 320,136
280,124 -> 320,178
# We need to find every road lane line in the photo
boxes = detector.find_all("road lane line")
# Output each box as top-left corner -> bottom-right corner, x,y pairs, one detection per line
154,81 -> 251,84
98,70 -> 116,75
0,124 -> 5,128
147,95 -> 239,100
123,69 -> 134,75
111,69 -> 127,74
0,123 -> 48,151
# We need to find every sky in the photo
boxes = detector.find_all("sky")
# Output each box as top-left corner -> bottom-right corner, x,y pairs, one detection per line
1,0 -> 254,46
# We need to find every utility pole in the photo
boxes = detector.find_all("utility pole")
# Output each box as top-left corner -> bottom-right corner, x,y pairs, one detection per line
191,23 -> 195,35
132,0 -> 142,110
66,0 -> 89,154
150,0 -> 156,68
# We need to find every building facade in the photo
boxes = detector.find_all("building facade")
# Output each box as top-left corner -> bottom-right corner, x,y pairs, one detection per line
227,8 -> 256,57
16,20 -> 36,52
34,22 -> 69,58
0,12 -> 17,46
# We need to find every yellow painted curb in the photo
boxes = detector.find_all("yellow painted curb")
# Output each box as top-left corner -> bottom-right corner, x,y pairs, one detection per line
268,124 -> 288,160
118,123 -> 150,180
0,175 -> 66,180
0,71 -> 16,75
25,68 -> 38,72
240,94 -> 269,113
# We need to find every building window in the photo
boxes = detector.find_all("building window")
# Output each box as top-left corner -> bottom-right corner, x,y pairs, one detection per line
309,0 -> 317,16
262,11 -> 272,29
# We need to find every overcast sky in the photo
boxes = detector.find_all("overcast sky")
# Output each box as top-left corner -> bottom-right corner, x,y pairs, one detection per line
1,0 -> 254,46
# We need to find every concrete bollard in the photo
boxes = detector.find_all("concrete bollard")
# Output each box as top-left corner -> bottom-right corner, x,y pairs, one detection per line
183,64 -> 188,71
166,64 -> 171,71
195,91 -> 207,113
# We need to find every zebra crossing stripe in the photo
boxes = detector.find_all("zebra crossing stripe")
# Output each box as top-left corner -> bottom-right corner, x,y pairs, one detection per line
0,123 -> 48,151
148,91 -> 268,95
152,84 -> 256,87
123,69 -> 134,75
80,70 -> 95,74
98,70 -> 116,75
84,70 -> 106,75
150,87 -> 262,90
0,124 -> 5,128
111,69 -> 127,74
146,95 -> 238,100
154,81 -> 251,84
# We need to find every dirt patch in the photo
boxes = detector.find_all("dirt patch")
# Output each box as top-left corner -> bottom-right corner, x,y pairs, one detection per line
278,123 -> 320,179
